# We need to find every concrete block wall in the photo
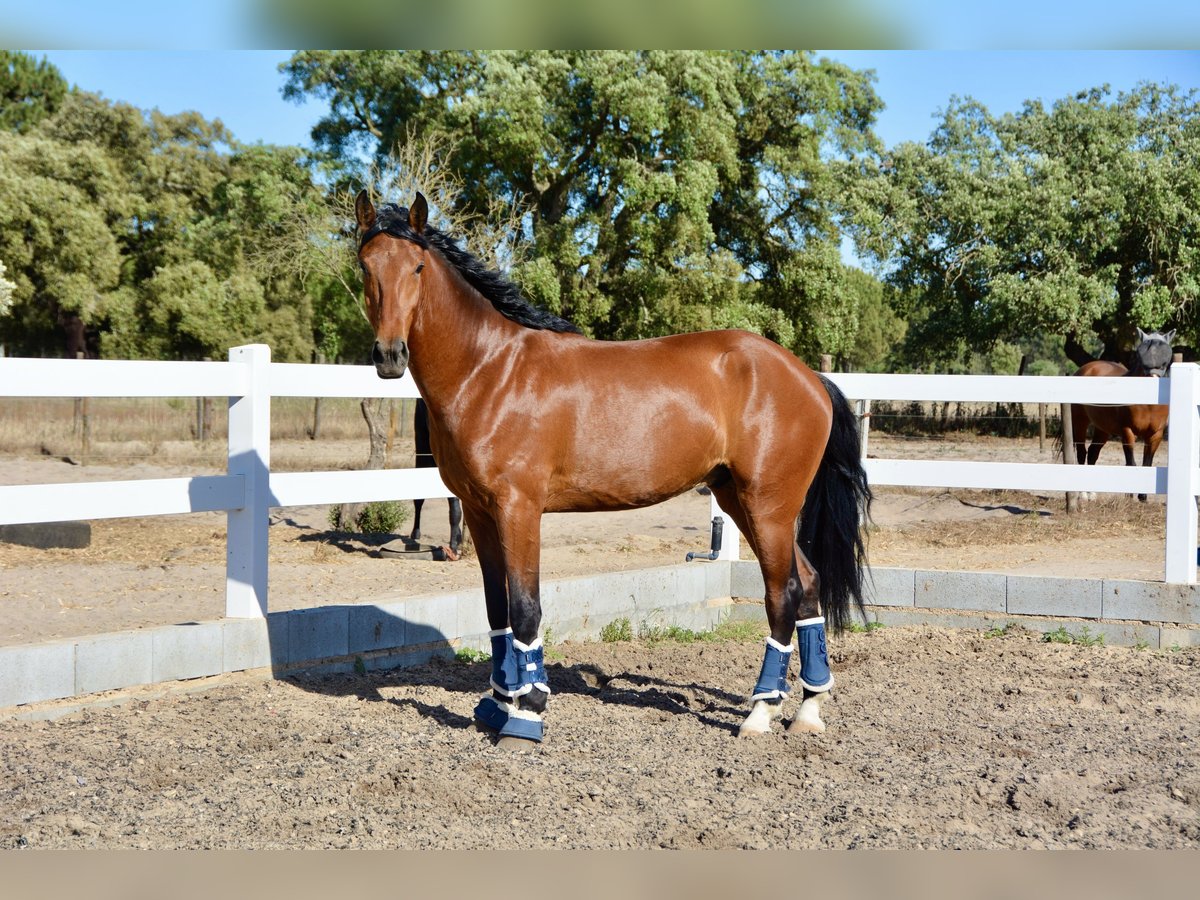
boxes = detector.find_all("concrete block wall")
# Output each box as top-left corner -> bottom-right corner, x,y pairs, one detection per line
0,563 -> 738,712
733,561 -> 1200,648
5,560 -> 1200,713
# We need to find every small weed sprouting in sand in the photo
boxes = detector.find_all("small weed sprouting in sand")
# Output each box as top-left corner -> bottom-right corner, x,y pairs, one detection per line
707,620 -> 766,642
984,622 -> 1019,639
1043,625 -> 1105,647
1132,636 -> 1151,651
541,627 -> 565,662
353,656 -> 367,675
639,623 -> 703,644
847,621 -> 886,635
600,618 -> 634,643
454,647 -> 490,664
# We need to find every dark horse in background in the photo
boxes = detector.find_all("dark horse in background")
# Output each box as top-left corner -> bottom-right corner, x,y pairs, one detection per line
1071,328 -> 1174,502
355,191 -> 871,745
410,398 -> 463,557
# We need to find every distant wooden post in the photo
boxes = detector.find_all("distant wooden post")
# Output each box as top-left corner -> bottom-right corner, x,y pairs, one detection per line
1038,404 -> 1046,451
819,354 -> 832,374
75,351 -> 91,465
1061,402 -> 1078,514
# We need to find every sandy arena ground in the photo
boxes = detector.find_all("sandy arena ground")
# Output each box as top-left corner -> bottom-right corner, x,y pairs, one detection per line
1,433 -> 1197,848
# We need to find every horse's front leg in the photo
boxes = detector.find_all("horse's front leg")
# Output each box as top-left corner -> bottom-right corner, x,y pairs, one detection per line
467,499 -> 549,746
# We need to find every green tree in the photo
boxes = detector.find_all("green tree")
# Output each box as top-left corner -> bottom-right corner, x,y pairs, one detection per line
282,50 -> 883,362
844,83 -> 1200,367
0,52 -> 67,134
1,86 -> 331,362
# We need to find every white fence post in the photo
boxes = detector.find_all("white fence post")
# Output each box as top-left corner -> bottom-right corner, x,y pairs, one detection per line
226,344 -> 272,617
1164,362 -> 1199,584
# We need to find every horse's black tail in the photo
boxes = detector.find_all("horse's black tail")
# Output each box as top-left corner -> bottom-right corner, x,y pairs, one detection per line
797,376 -> 873,634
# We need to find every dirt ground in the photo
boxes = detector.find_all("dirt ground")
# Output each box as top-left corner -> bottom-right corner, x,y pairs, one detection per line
2,624 -> 1197,849
1,433 -> 1197,848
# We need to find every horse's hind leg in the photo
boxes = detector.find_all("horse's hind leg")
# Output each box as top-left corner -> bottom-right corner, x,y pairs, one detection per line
410,497 -> 424,543
1071,405 -> 1091,466
713,482 -> 818,736
448,497 -> 464,554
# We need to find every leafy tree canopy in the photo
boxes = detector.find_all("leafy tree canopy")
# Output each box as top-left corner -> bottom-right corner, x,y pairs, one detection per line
843,82 -> 1200,366
282,50 -> 884,362
0,51 -> 67,134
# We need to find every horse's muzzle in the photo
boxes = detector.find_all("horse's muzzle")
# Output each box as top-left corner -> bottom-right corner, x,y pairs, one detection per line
372,338 -> 409,379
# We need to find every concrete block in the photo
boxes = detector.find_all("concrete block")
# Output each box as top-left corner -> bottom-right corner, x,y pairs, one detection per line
75,632 -> 153,695
152,623 -> 223,683
1103,580 -> 1200,624
915,570 -> 1006,613
223,614 -> 289,673
702,560 -> 732,600
397,594 -> 456,647
864,567 -> 916,607
1007,575 -> 1102,619
730,560 -> 764,599
0,642 -> 75,708
869,607 -> 1159,649
349,604 -> 407,654
454,589 -> 490,641
1159,626 -> 1200,650
286,606 -> 349,664
872,607 -> 1005,632
635,566 -> 682,612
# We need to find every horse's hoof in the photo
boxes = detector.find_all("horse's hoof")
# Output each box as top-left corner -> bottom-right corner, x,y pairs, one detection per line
738,698 -> 783,736
497,735 -> 539,752
787,696 -> 826,734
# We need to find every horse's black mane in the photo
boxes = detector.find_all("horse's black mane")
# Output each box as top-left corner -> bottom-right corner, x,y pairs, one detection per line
363,203 -> 581,335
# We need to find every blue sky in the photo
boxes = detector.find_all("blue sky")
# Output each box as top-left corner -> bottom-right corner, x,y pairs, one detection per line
31,50 -> 1200,152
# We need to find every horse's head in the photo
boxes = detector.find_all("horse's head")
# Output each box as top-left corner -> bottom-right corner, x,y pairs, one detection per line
355,190 -> 429,379
1133,327 -> 1177,378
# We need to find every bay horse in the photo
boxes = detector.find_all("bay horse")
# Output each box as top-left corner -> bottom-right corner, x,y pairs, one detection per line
1071,328 -> 1174,502
355,191 -> 871,744
410,398 -> 464,557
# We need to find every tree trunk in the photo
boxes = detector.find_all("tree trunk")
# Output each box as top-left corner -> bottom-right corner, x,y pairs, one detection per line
333,397 -> 389,529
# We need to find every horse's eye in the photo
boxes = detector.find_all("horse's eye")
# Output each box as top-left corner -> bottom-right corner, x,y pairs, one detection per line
415,263 -> 425,274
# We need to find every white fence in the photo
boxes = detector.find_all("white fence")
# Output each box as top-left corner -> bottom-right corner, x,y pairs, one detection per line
2,347 -> 1198,623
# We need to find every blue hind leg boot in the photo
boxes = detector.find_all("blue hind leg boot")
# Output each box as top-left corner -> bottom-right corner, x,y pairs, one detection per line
797,616 -> 834,693
750,637 -> 793,702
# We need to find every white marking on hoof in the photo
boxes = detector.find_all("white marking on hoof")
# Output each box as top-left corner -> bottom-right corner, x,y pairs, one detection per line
787,695 -> 826,734
738,699 -> 783,737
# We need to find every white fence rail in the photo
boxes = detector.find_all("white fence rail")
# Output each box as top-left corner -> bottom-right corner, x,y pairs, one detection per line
2,348 -> 1198,621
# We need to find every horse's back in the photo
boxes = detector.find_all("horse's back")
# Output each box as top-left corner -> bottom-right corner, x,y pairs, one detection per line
526,329 -> 833,511
1076,360 -> 1129,378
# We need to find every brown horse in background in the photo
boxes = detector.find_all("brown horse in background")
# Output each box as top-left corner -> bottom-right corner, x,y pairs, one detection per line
355,191 -> 871,745
1071,328 -> 1174,502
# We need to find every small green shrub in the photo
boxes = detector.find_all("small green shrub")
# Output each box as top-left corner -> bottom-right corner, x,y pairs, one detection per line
600,618 -> 633,643
847,621 -> 885,634
1043,625 -> 1104,647
454,647 -> 491,664
328,500 -> 410,534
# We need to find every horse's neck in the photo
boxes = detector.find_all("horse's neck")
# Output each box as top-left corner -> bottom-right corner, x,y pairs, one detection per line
407,256 -> 521,410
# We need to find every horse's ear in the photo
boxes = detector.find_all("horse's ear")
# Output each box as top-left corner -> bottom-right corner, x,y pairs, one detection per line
354,190 -> 376,233
1137,326 -> 1147,343
409,192 -> 428,235
1165,329 -> 1177,344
